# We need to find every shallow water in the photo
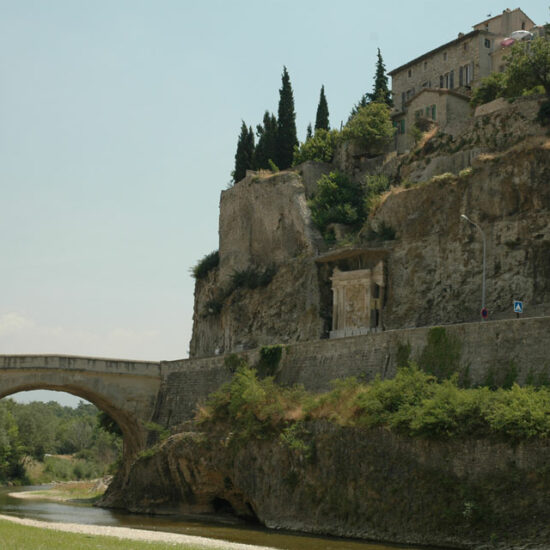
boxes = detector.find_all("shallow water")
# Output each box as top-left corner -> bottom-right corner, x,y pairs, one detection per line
0,485 -> 439,550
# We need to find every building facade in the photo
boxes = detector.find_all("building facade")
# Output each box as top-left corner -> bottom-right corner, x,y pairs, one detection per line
389,8 -> 536,153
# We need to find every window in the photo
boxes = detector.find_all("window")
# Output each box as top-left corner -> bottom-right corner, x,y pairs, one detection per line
461,63 -> 473,85
424,61 -> 428,70
408,68 -> 412,77
400,119 -> 405,134
521,21 -> 526,30
425,106 -> 430,117
431,104 -> 436,120
450,70 -> 454,89
459,66 -> 463,86
421,81 -> 428,88
443,52 -> 447,61
439,75 -> 444,88
444,73 -> 449,88
484,38 -> 491,48
463,42 -> 468,51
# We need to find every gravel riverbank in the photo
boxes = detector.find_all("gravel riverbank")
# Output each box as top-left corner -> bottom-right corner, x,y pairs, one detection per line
0,514 -> 277,550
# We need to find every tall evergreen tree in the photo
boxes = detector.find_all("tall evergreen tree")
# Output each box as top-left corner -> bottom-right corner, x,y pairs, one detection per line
253,111 -> 278,169
276,66 -> 298,170
349,48 -> 392,120
315,85 -> 330,131
368,48 -> 392,107
306,123 -> 313,141
233,122 -> 255,182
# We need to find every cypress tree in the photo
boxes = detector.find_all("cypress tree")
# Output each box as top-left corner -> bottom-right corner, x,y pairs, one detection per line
276,66 -> 298,170
306,123 -> 313,141
315,85 -> 330,131
348,94 -> 369,121
254,111 -> 278,169
368,48 -> 392,107
233,122 -> 255,182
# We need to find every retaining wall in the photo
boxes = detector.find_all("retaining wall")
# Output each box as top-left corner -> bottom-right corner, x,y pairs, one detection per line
155,316 -> 550,427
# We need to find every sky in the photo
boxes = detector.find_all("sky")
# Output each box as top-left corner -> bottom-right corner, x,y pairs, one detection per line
1,1 -> 547,405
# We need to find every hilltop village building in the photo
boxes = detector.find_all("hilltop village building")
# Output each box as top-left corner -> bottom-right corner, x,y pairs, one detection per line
390,8 -> 538,153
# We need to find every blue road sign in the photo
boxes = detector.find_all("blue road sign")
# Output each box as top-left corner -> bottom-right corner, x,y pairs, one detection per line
513,300 -> 523,314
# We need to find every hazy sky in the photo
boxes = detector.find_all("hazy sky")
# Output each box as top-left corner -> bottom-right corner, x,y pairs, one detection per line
1,1 -> 546,405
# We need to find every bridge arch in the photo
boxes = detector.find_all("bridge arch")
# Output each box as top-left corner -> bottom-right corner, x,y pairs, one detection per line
0,355 -> 162,464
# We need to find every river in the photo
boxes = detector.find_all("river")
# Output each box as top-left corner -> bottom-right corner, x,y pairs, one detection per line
0,485 -> 439,550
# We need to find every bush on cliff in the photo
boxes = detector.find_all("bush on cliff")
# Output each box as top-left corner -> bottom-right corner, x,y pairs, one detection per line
191,250 -> 219,280
197,365 -> 550,443
292,129 -> 340,166
342,102 -> 395,152
308,171 -> 365,239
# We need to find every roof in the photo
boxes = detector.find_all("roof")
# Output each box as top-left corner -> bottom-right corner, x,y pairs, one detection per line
388,29 -> 488,76
473,8 -> 535,30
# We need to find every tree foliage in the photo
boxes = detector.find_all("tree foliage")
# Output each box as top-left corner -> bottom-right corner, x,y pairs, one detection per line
342,102 -> 395,152
292,129 -> 340,166
368,48 -> 392,107
308,171 -> 365,238
505,37 -> 550,97
472,37 -> 550,109
253,111 -> 278,170
349,48 -> 392,118
315,85 -> 330,131
233,122 -> 255,183
0,399 -> 122,484
470,72 -> 508,107
198,364 -> 550,443
275,66 -> 298,170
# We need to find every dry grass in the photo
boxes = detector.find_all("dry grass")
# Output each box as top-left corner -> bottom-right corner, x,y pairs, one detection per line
417,125 -> 438,150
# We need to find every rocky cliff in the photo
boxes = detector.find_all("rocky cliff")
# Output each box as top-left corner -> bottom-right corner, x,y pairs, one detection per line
191,120 -> 550,356
371,140 -> 550,328
189,171 -> 326,357
102,423 -> 550,549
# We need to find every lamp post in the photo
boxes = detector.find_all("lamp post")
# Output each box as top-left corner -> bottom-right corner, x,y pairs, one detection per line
461,214 -> 487,319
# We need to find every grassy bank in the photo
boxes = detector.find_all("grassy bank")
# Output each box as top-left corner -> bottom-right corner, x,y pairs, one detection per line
0,518 -> 232,550
10,480 -> 106,503
198,364 -> 550,442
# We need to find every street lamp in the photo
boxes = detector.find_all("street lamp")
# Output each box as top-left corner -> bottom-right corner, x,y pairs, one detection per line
461,214 -> 487,320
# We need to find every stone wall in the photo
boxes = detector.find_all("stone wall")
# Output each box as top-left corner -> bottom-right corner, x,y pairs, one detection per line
158,316 -> 550,427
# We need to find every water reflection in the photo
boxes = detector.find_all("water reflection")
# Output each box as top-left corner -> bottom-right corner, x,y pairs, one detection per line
0,486 -> 433,550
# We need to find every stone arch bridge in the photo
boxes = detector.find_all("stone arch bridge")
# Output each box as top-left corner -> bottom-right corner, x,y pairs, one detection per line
0,355 -> 163,464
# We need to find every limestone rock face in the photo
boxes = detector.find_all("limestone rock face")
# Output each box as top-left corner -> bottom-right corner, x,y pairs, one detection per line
218,171 -> 324,282
190,171 -> 326,358
371,145 -> 550,328
103,424 -> 550,549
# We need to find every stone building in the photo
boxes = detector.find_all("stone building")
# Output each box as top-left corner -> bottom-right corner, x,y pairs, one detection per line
390,8 -> 536,153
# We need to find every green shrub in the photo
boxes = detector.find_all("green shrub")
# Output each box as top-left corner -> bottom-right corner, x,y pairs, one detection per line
308,171 -> 365,237
292,129 -> 340,165
342,102 -> 395,152
257,345 -> 283,377
197,365 -> 550,443
224,353 -> 246,373
363,174 -> 390,216
418,327 -> 462,382
470,72 -> 508,108
192,250 -> 219,280
230,266 -> 276,290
